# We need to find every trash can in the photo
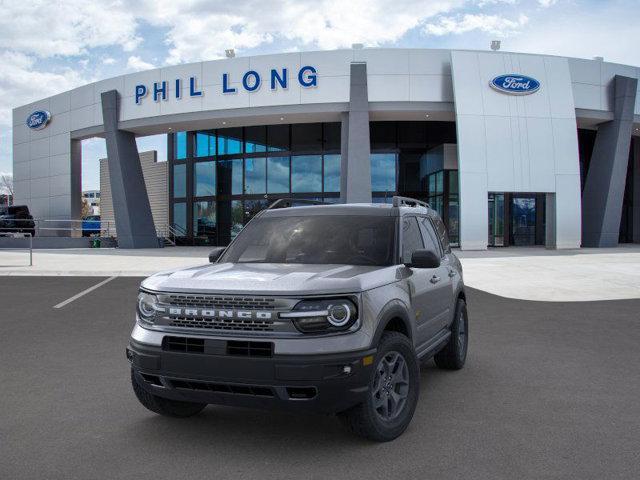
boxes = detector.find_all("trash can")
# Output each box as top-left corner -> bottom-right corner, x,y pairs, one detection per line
91,238 -> 101,248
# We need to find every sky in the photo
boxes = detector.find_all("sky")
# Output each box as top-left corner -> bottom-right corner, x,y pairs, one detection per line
0,0 -> 639,191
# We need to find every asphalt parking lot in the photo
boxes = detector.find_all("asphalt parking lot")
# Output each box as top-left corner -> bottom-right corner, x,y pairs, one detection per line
1,277 -> 639,480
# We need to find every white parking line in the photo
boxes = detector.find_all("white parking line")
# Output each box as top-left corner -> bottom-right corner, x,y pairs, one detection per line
53,276 -> 118,309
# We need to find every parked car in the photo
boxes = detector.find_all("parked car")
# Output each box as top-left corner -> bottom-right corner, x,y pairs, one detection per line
82,215 -> 101,237
0,205 -> 35,236
127,196 -> 468,441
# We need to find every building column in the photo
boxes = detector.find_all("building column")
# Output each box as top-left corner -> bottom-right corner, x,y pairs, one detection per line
582,75 -> 638,247
101,90 -> 158,248
340,62 -> 372,203
633,138 -> 640,243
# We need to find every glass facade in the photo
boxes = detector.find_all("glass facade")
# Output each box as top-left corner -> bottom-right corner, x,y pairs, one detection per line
169,121 -> 460,246
169,123 -> 341,245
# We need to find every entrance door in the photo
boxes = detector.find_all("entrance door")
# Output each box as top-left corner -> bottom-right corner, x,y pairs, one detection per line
510,196 -> 537,246
488,193 -> 505,246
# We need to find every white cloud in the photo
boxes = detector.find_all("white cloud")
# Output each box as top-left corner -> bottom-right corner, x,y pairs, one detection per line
102,57 -> 116,65
126,55 -> 156,72
0,0 -> 141,57
538,0 -> 558,7
424,13 -> 529,36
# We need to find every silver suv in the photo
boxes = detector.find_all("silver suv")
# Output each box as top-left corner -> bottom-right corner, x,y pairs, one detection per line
127,196 -> 468,441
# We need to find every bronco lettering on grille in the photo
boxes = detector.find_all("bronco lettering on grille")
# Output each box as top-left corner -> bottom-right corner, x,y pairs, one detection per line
166,308 -> 273,320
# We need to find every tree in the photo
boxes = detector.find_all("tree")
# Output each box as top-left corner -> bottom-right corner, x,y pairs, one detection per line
81,198 -> 92,218
0,174 -> 13,206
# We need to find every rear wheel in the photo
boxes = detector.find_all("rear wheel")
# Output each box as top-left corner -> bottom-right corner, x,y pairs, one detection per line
434,298 -> 468,370
338,332 -> 419,442
131,369 -> 206,417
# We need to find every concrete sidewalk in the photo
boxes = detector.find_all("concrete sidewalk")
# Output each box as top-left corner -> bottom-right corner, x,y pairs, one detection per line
1,245 -> 639,301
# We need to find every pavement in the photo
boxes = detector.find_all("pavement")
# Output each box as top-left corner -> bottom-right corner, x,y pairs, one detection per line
1,245 -> 640,301
1,277 -> 639,480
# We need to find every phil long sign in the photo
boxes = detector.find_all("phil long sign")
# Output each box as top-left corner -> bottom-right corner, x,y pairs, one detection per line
490,74 -> 540,95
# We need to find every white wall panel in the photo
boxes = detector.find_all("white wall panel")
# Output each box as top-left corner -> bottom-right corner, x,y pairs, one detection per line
202,57 -> 250,87
409,50 -> 451,75
354,49 -> 410,75
409,75 -> 453,102
49,92 -> 71,115
29,157 -> 50,179
29,137 -> 50,160
301,50 -> 353,77
368,75 -> 410,102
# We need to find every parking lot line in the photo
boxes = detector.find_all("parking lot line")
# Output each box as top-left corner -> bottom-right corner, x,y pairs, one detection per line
53,276 -> 118,309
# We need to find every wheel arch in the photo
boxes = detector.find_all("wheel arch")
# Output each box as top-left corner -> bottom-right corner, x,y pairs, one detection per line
371,300 -> 414,348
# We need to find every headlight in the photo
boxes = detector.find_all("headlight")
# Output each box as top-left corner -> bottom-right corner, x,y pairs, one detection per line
280,298 -> 358,334
137,291 -> 159,325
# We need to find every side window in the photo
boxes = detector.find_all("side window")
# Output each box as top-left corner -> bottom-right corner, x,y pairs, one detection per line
418,217 -> 442,257
401,217 -> 424,264
432,215 -> 451,253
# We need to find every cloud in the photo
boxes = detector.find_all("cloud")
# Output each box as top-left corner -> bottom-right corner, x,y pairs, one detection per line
102,57 -> 117,65
538,0 -> 558,7
126,55 -> 156,72
424,13 -> 529,36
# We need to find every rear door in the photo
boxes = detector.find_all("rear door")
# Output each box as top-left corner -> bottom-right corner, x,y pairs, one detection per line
419,216 -> 455,331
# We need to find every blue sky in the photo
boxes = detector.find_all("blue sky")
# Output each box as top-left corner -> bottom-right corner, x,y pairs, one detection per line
1,0 -> 638,191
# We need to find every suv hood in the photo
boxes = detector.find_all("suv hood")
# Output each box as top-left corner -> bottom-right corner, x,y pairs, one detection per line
141,262 -> 399,296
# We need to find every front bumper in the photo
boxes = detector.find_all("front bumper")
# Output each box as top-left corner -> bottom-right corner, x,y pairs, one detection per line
128,338 -> 376,414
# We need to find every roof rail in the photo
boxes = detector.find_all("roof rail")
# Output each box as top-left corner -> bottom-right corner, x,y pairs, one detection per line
266,198 -> 326,210
391,196 -> 431,209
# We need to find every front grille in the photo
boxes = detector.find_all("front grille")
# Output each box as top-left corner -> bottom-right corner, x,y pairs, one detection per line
170,379 -> 274,397
168,316 -> 275,332
163,336 -> 205,353
165,294 -> 276,310
226,340 -> 273,357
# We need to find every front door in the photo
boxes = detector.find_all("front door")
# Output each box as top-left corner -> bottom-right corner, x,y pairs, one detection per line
510,196 -> 537,246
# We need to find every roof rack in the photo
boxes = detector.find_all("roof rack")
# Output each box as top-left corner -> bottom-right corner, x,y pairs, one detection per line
391,196 -> 431,209
266,198 -> 326,210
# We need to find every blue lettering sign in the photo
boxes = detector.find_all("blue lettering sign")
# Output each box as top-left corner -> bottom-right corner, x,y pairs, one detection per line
242,70 -> 261,92
222,73 -> 236,93
153,81 -> 167,101
190,76 -> 202,97
298,66 -> 317,87
490,74 -> 540,95
135,85 -> 147,104
271,68 -> 287,90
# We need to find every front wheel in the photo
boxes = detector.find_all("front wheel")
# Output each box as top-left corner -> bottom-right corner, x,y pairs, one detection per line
131,369 -> 206,417
338,332 -> 420,442
434,298 -> 468,370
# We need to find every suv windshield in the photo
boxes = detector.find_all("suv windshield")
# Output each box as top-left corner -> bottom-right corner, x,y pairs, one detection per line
220,215 -> 396,266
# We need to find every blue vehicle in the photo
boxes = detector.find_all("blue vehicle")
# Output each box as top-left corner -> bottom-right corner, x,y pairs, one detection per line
82,215 -> 101,237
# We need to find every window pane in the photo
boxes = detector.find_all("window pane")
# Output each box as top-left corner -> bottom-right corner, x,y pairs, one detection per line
245,126 -> 267,153
244,199 -> 268,223
174,131 -> 187,160
401,217 -> 424,264
291,123 -> 322,151
217,127 -> 243,155
323,154 -> 341,193
245,157 -> 266,194
323,123 -> 341,151
173,163 -> 186,197
371,153 -> 396,192
436,171 -> 444,194
418,217 -> 442,256
231,200 -> 243,239
194,161 -> 216,197
267,156 -> 290,193
291,155 -> 322,193
218,159 -> 243,195
267,124 -> 289,152
173,202 -> 187,234
195,131 -> 215,157
370,122 -> 396,150
193,201 -> 216,239
449,170 -> 459,195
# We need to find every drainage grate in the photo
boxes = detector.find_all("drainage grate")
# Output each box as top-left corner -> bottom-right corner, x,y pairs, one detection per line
170,379 -> 274,397
226,340 -> 273,358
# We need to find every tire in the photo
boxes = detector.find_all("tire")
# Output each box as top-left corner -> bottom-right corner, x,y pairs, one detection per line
434,298 -> 468,370
131,369 -> 206,417
338,332 -> 420,442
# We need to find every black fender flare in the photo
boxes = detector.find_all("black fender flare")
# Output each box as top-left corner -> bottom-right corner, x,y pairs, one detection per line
370,299 -> 414,348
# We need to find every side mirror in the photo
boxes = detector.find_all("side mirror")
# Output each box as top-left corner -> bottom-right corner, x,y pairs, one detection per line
406,249 -> 441,269
208,247 -> 226,263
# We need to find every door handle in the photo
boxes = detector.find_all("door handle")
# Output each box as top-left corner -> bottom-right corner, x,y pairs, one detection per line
430,275 -> 441,284
448,269 -> 456,278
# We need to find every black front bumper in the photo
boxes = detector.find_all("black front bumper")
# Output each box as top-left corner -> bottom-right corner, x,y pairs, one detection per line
127,339 -> 376,414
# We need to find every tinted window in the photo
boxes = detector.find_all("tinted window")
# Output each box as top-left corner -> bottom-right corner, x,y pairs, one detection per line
401,217 -> 424,264
173,164 -> 186,198
323,154 -> 340,193
194,161 -> 215,197
291,155 -> 322,193
245,157 -> 266,194
218,159 -> 243,195
432,215 -> 451,253
174,131 -> 187,160
173,202 -> 187,234
267,156 -> 290,193
195,131 -> 215,157
371,153 -> 396,192
291,123 -> 322,151
221,215 -> 396,266
323,123 -> 341,151
217,128 -> 243,155
245,126 -> 267,153
267,124 -> 289,152
193,201 -> 216,237
418,217 -> 442,256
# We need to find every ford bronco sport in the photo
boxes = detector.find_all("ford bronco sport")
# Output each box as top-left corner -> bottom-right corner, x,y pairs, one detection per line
127,196 -> 468,441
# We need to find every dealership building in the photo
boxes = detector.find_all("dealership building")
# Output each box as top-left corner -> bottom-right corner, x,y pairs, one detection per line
11,48 -> 640,249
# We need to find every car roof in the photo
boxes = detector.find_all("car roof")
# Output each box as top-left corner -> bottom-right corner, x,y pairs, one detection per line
260,202 -> 435,218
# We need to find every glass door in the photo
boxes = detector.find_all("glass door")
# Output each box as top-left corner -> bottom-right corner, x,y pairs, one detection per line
510,195 -> 537,246
488,193 -> 505,246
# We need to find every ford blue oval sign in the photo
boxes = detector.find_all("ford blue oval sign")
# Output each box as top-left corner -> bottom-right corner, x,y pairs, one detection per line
490,74 -> 540,95
26,110 -> 51,130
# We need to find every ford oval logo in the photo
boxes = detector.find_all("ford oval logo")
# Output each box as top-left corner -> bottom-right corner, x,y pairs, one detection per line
490,74 -> 540,95
26,110 -> 51,130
